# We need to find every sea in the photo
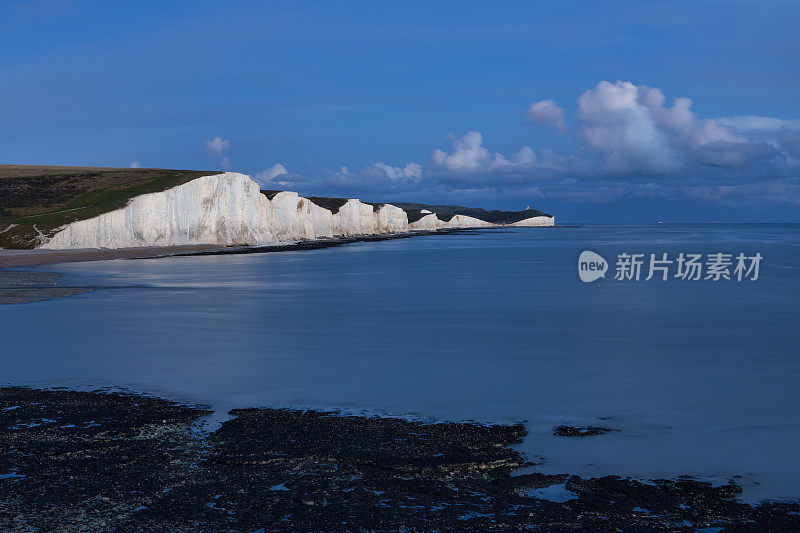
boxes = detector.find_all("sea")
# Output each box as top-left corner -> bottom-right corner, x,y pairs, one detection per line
2,224 -> 799,503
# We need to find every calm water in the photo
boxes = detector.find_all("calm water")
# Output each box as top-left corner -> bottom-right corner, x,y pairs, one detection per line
2,224 -> 799,502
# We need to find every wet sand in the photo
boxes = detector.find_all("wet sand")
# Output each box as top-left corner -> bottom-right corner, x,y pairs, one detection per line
0,245 -> 223,304
0,244 -> 225,269
0,231 -> 466,269
0,231 -> 475,303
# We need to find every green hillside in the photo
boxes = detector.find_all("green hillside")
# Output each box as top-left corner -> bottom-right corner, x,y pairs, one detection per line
0,166 -> 218,249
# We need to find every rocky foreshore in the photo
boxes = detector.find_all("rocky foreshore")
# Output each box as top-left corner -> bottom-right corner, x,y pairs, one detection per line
0,270 -> 91,304
1,387 -> 798,531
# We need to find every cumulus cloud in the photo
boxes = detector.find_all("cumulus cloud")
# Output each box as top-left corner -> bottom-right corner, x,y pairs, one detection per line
403,162 -> 423,179
364,162 -> 423,181
715,115 -> 800,163
324,161 -> 424,190
252,81 -> 799,208
204,136 -> 230,158
492,146 -> 538,167
420,83 -> 800,204
257,163 -> 288,182
573,81 -> 781,174
254,163 -> 308,188
526,100 -> 566,131
431,131 -> 490,171
128,161 -> 141,168
716,116 -> 800,132
431,131 -> 539,175
203,136 -> 233,170
251,160 -> 423,195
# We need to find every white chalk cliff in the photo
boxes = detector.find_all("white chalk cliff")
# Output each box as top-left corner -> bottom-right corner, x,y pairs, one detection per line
43,173 -> 274,249
40,172 -> 553,249
446,215 -> 496,228
510,216 -> 554,227
408,213 -> 442,231
409,213 -> 496,230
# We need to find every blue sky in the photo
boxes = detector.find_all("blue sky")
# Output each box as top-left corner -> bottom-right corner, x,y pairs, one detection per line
1,0 -> 799,222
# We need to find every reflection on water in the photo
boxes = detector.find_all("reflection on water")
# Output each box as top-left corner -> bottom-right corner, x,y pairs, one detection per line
2,224 -> 799,502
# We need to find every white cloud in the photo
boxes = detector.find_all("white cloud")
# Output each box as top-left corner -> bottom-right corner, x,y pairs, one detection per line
203,136 -> 231,158
323,161 -> 423,189
266,159 -> 423,196
364,162 -> 423,181
247,82 -> 799,207
203,136 -> 233,170
256,163 -> 289,182
526,99 -> 566,131
254,163 -> 309,188
431,131 -> 538,173
128,161 -> 141,168
492,146 -> 537,168
716,116 -> 800,131
577,81 -> 678,173
431,131 -> 490,171
574,80 -> 778,173
415,82 -> 798,204
404,162 -> 422,179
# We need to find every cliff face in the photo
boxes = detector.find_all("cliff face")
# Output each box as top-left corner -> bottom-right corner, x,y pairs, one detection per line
447,215 -> 496,228
40,173 -> 412,249
375,204 -> 408,233
332,199 -> 380,236
268,191 -> 333,240
511,216 -> 554,227
408,213 -> 442,231
39,172 -> 553,250
408,213 -> 522,230
42,173 -> 274,249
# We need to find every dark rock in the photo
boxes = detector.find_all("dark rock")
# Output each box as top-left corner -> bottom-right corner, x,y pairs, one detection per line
2,387 -> 799,532
554,425 -> 618,437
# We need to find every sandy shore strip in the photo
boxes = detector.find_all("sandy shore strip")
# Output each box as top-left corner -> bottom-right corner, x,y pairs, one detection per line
0,228 -> 483,269
0,244 -> 225,269
0,245 -> 223,304
0,244 -> 229,304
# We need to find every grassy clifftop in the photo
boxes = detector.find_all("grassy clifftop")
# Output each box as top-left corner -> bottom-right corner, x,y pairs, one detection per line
260,190 -> 553,223
0,165 -> 219,249
392,202 -> 552,224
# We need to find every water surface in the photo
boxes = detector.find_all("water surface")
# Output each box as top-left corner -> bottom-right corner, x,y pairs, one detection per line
2,224 -> 799,502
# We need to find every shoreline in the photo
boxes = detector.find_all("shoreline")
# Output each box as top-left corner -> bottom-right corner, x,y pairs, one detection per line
0,228 -> 493,303
2,386 -> 798,531
0,244 -> 225,269
0,227 -> 497,269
